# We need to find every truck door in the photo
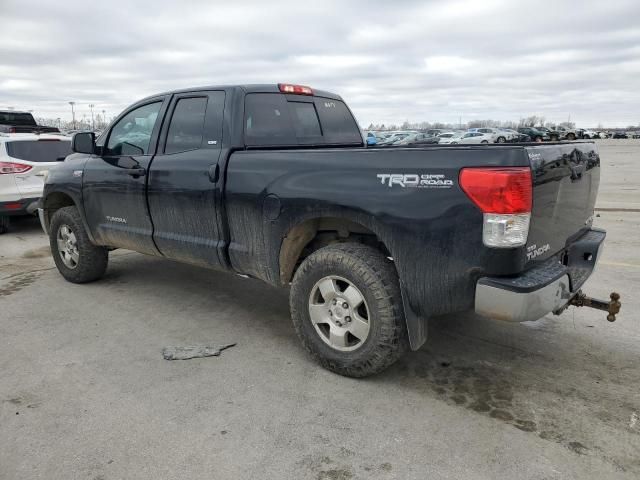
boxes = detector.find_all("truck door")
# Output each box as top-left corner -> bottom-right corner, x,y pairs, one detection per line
82,98 -> 167,254
147,91 -> 226,269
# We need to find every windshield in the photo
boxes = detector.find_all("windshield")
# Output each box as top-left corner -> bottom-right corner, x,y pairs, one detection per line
6,139 -> 72,162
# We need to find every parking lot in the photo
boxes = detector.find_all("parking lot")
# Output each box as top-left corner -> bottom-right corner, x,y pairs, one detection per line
0,139 -> 638,479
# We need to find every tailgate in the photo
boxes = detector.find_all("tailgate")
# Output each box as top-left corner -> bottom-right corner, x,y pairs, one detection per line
525,142 -> 600,264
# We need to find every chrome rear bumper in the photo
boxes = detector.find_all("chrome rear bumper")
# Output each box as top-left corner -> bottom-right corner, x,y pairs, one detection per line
475,228 -> 606,322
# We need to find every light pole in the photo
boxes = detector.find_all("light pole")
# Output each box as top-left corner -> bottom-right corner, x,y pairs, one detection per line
102,109 -> 106,128
68,101 -> 76,129
89,104 -> 95,130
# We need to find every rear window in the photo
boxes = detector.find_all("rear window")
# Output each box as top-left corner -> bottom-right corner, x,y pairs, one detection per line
313,98 -> 362,144
244,93 -> 362,147
6,140 -> 72,162
0,112 -> 36,126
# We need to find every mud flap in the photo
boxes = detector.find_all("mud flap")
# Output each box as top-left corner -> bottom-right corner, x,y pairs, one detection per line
400,284 -> 427,350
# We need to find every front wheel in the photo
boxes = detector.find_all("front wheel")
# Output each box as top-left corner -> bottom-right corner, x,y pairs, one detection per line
567,133 -> 576,140
0,216 -> 9,234
49,206 -> 108,283
290,243 -> 408,377
497,136 -> 506,143
481,140 -> 489,144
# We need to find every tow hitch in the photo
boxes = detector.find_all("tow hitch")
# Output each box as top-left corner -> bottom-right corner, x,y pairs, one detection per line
566,291 -> 622,322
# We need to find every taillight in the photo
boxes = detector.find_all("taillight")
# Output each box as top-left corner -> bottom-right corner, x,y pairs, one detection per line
0,161 -> 32,174
459,167 -> 532,248
278,83 -> 314,95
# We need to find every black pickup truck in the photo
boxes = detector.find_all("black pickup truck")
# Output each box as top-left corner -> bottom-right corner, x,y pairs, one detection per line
39,83 -> 620,377
0,110 -> 60,134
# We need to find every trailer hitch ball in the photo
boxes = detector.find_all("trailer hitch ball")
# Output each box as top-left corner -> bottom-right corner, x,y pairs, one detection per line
607,292 -> 621,322
569,291 -> 622,322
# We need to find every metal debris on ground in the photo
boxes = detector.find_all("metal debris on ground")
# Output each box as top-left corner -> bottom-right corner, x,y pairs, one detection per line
162,343 -> 236,360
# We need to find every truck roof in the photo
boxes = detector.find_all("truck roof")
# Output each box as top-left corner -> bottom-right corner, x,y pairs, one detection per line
136,84 -> 343,104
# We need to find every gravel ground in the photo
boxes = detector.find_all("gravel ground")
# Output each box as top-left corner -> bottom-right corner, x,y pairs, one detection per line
1,139 -> 638,479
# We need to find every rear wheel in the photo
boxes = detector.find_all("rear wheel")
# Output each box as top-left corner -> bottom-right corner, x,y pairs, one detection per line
0,216 -> 9,234
50,206 -> 108,283
567,133 -> 576,140
535,136 -> 543,143
290,243 -> 408,377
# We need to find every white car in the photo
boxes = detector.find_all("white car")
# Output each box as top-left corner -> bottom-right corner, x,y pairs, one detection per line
468,128 -> 509,143
0,133 -> 71,233
459,132 -> 494,144
582,129 -> 599,139
437,131 -> 465,144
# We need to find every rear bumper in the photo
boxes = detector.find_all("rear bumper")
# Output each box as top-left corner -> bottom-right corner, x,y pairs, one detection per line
0,197 -> 40,216
475,228 -> 605,322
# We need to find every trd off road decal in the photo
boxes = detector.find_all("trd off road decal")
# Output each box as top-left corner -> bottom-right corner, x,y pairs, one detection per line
377,173 -> 454,189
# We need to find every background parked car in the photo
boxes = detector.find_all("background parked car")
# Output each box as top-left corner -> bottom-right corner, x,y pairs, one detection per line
459,132 -> 493,144
396,133 -> 440,145
437,131 -> 465,144
0,133 -> 71,233
497,128 -> 521,142
468,127 -> 508,143
364,131 -> 377,146
582,129 -> 598,139
517,127 -> 547,142
554,125 -> 578,140
612,131 -> 628,139
377,131 -> 417,145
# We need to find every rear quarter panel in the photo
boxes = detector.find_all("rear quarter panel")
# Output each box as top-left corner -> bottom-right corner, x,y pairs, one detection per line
225,145 -> 530,317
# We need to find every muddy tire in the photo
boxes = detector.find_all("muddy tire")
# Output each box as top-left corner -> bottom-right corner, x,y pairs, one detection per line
290,243 -> 409,378
0,216 -> 8,234
49,206 -> 108,283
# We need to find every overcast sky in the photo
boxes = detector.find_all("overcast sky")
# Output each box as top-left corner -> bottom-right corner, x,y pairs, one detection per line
1,0 -> 639,127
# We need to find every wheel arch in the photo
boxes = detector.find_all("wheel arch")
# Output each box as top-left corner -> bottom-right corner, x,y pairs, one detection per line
278,214 -> 428,351
278,216 -> 391,286
41,190 -> 97,244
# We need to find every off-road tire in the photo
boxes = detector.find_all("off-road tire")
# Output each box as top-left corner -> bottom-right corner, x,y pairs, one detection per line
49,206 -> 108,283
0,216 -> 9,234
290,243 -> 409,377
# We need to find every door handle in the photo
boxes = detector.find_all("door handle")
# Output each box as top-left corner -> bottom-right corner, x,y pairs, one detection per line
208,164 -> 219,183
128,167 -> 146,178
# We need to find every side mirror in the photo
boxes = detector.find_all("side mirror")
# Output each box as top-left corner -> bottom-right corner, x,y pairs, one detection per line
72,132 -> 95,154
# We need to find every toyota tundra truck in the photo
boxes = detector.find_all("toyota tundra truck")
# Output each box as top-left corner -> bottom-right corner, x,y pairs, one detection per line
38,83 -> 621,377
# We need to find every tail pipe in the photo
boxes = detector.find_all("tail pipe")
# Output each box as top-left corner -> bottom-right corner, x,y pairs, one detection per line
567,291 -> 622,322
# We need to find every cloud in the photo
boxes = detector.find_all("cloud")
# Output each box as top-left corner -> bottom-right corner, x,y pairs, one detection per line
0,0 -> 638,127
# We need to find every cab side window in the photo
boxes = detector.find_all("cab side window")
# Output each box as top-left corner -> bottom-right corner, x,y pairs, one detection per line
165,97 -> 208,154
106,102 -> 162,156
